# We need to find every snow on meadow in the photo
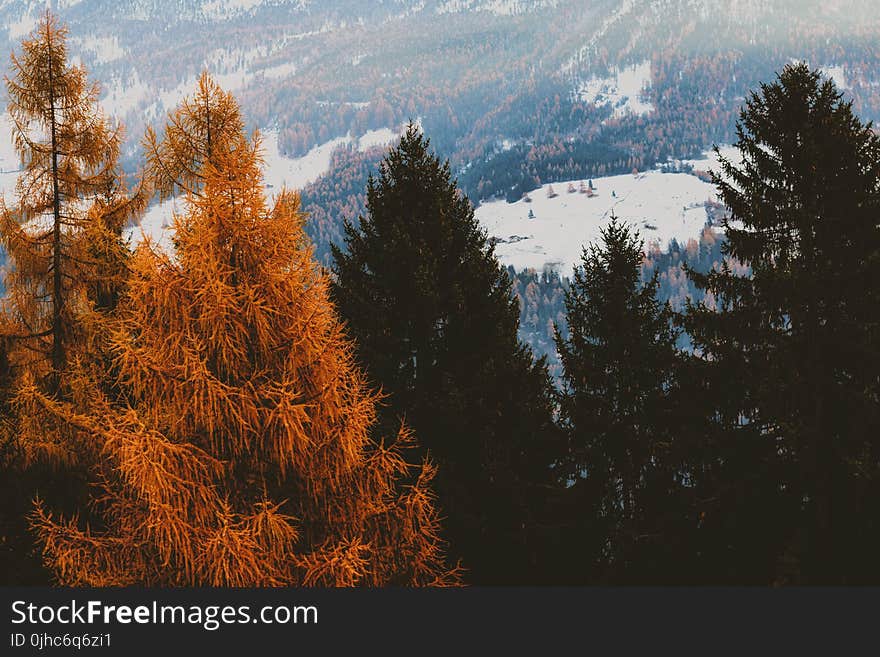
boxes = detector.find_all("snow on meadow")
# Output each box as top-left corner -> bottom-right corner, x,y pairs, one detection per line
474,150 -> 738,274
682,145 -> 742,171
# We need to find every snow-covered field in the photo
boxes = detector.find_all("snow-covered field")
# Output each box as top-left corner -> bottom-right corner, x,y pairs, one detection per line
475,150 -> 735,274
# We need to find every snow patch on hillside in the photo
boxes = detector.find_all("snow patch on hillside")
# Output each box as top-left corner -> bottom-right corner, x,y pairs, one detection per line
682,145 -> 742,172
203,0 -> 263,16
261,62 -> 297,79
790,59 -> 849,89
358,128 -> 398,150
201,0 -> 302,19
262,127 -> 401,190
578,60 -> 654,118
124,198 -> 180,255
101,72 -> 152,118
821,65 -> 848,89
76,36 -> 125,64
262,132 -> 351,192
437,0 -> 559,15
475,152 -> 731,274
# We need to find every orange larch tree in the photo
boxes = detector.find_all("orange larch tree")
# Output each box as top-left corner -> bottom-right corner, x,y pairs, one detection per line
30,90 -> 460,586
0,10 -> 143,583
0,11 -> 140,387
142,71 -> 244,200
0,10 -> 142,462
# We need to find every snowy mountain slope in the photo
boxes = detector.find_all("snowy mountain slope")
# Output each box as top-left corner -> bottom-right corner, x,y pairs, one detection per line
577,60 -> 653,119
436,0 -> 560,15
1,0 -> 879,276
0,0 -> 562,28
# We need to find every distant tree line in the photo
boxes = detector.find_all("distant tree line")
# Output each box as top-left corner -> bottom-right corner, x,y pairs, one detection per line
511,226 -> 735,369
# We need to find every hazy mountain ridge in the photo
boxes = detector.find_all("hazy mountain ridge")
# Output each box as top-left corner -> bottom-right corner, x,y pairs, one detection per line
4,1 -> 875,163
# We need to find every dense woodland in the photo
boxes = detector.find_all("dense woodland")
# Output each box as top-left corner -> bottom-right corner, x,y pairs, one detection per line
1,13 -> 879,586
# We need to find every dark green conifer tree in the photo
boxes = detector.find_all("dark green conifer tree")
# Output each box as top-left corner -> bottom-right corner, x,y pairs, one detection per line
684,63 -> 880,584
331,125 -> 561,584
555,217 -> 687,583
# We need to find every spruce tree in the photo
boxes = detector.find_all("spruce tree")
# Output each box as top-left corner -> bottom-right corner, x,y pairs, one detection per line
30,123 -> 460,587
331,125 -> 561,584
555,217 -> 686,583
684,63 -> 880,584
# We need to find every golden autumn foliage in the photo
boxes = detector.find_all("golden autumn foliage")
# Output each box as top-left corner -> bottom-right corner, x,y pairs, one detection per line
0,11 -> 143,468
143,71 -> 244,200
28,83 -> 461,585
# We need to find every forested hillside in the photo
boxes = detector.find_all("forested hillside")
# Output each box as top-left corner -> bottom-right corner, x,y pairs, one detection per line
4,1 -> 880,271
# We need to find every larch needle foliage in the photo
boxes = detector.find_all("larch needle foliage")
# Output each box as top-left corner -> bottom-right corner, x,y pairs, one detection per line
143,71 -> 244,200
31,86 -> 460,585
0,11 -> 141,466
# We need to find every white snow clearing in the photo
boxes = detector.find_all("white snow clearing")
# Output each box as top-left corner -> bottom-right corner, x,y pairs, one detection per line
437,0 -> 560,16
578,60 -> 654,119
261,126 -> 401,192
821,65 -> 848,89
358,127 -> 398,150
124,198 -> 182,254
682,145 -> 742,171
475,150 -> 736,274
0,114 -> 21,204
75,36 -> 125,64
261,131 -> 351,192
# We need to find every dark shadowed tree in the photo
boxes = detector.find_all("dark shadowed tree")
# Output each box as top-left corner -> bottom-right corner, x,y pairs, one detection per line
331,125 -> 562,584
684,63 -> 880,584
555,217 -> 689,583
